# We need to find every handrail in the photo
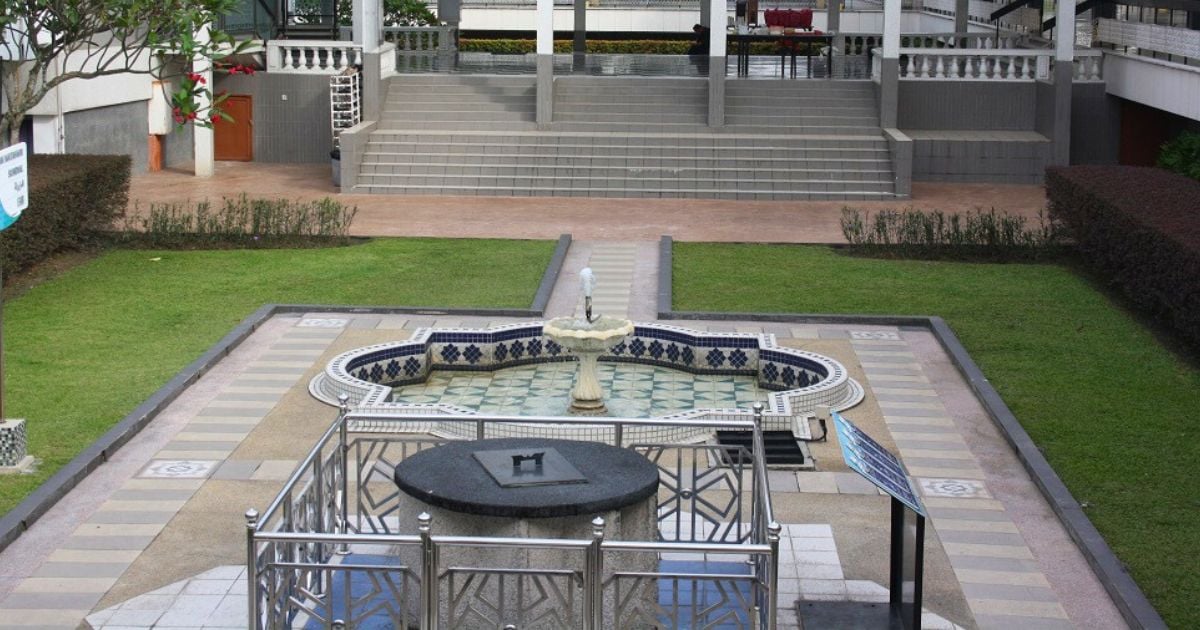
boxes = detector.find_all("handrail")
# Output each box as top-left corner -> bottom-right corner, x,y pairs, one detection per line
254,406 -> 345,529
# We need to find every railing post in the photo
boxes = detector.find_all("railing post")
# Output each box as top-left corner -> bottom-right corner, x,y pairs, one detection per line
613,423 -> 623,448
419,512 -> 438,630
337,394 -> 351,554
584,516 -> 606,629
245,509 -> 259,630
476,418 -> 486,441
766,521 -> 782,630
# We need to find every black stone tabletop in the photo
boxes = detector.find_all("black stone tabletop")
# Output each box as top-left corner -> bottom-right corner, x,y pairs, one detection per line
393,437 -> 661,518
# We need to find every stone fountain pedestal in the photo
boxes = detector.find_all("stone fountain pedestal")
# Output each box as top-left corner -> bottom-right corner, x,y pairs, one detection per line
392,438 -> 660,626
543,316 -> 634,416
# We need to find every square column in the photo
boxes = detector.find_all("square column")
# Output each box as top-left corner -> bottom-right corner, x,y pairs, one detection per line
828,0 -> 841,34
536,0 -> 554,124
352,0 -> 381,50
954,0 -> 969,35
574,0 -> 586,56
193,23 -> 214,178
1049,0 -> 1076,165
878,0 -> 901,128
707,0 -> 727,126
438,0 -> 461,26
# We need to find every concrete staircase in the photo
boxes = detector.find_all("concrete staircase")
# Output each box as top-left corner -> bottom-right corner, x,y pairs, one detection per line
354,75 -> 897,200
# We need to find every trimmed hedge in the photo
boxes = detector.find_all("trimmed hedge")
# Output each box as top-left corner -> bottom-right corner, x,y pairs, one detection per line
0,154 -> 130,276
1046,165 -> 1200,346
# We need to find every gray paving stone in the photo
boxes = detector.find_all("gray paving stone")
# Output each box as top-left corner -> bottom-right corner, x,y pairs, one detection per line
817,329 -> 848,339
196,407 -> 267,418
348,317 -> 381,329
211,460 -> 262,481
880,406 -> 950,417
239,366 -> 307,376
61,535 -> 155,550
160,440 -> 241,451
973,614 -> 1073,630
768,470 -> 800,493
892,439 -> 966,451
271,342 -> 333,351
259,352 -> 321,362
873,392 -> 943,403
928,507 -> 1012,522
34,562 -> 130,578
883,423 -> 956,434
0,591 -> 105,609
949,555 -> 1040,572
230,378 -> 302,389
182,422 -> 258,434
863,366 -> 923,376
960,582 -> 1061,602
86,511 -> 178,524
857,354 -> 917,363
110,489 -> 197,501
937,530 -> 1028,546
904,457 -> 984,470
211,392 -> 283,402
834,472 -> 879,495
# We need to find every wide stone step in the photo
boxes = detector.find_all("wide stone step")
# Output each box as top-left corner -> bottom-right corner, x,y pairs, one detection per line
389,89 -> 536,101
388,75 -> 537,86
381,110 -> 536,122
365,131 -> 890,150
362,151 -> 892,168
376,120 -> 541,131
359,163 -> 895,182
353,182 -> 898,200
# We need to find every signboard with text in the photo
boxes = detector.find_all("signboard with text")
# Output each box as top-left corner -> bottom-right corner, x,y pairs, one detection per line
833,410 -> 925,516
0,143 -> 28,231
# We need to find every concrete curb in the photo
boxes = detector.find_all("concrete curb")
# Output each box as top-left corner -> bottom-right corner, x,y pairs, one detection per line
656,236 -> 1167,630
0,236 -> 573,556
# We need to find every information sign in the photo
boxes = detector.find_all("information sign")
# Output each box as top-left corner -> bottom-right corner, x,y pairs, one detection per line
0,142 -> 29,231
833,411 -> 925,516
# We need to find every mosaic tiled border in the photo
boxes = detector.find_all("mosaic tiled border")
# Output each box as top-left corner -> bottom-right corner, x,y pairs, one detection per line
310,321 -> 864,441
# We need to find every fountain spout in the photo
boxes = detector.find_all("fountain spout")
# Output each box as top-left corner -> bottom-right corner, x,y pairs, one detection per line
580,267 -> 597,323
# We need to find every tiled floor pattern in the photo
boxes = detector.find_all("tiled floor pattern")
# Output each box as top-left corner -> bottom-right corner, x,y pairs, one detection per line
0,319 -> 345,628
851,335 -> 1073,630
392,361 -> 770,417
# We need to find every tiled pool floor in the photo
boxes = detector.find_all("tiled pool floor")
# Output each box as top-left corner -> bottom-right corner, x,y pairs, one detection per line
391,362 -> 770,417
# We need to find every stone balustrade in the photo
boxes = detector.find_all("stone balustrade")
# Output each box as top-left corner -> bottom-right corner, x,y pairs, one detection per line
898,48 -> 1053,80
266,40 -> 363,74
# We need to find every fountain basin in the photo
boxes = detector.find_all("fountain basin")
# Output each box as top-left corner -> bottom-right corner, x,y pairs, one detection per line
543,315 -> 635,415
310,321 -> 864,442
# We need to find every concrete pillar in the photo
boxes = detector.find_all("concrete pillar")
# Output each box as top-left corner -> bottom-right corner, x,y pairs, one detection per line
707,0 -> 726,126
193,24 -> 214,177
363,51 -> 382,122
437,0 -> 461,26
536,0 -> 554,124
878,0 -> 901,129
353,0 -> 381,50
827,0 -> 840,33
574,0 -> 586,56
954,0 -> 969,36
1049,0 -> 1076,165
701,0 -> 711,29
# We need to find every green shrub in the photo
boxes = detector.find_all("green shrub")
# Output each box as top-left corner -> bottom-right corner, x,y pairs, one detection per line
839,207 -> 1064,260
1046,165 -> 1200,348
120,195 -> 358,248
0,154 -> 130,276
1157,130 -> 1200,181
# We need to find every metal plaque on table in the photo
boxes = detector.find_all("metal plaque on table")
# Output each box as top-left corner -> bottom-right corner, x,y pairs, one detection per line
833,411 -> 925,516
473,447 -> 588,488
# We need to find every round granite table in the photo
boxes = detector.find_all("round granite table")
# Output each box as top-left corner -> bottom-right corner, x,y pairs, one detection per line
393,437 -> 660,518
391,437 -> 661,626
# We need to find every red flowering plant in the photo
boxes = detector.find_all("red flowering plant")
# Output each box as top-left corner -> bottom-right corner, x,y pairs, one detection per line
0,0 -> 257,143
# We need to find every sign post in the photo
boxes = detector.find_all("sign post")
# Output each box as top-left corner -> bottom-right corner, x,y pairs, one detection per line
0,141 -> 30,423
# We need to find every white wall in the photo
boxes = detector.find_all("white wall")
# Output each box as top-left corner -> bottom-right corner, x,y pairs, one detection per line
24,48 -> 155,116
1104,52 -> 1200,122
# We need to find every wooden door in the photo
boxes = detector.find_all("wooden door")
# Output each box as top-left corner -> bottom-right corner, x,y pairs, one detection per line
214,94 -> 253,161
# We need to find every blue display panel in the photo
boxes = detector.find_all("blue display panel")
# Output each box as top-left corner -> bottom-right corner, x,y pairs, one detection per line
833,411 -> 925,516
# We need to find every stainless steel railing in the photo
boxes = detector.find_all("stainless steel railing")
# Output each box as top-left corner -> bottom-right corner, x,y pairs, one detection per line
248,400 -> 781,628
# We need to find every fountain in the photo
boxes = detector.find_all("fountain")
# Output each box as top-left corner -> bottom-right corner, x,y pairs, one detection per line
542,267 -> 634,415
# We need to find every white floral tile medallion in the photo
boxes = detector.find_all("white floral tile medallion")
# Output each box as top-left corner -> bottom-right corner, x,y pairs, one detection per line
298,318 -> 349,328
138,459 -> 220,479
917,477 -> 991,499
849,331 -> 902,340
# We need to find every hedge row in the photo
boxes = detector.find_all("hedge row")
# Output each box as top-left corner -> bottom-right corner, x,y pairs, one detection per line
0,154 -> 130,276
1046,165 -> 1200,347
458,38 -> 821,55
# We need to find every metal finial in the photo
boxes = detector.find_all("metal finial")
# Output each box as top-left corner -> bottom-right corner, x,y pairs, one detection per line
591,516 -> 606,538
245,508 -> 259,525
418,511 -> 432,533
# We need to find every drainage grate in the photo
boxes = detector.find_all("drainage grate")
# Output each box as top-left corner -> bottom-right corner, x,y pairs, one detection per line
715,431 -> 812,468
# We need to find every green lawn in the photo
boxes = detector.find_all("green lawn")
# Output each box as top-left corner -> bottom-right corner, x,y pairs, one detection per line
673,243 -> 1199,628
0,238 -> 555,516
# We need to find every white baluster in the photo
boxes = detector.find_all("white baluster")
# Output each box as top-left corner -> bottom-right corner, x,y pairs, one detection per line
1036,54 -> 1049,80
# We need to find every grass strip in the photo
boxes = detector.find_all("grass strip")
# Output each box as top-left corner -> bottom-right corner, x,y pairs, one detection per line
0,238 -> 554,515
673,242 -> 1199,628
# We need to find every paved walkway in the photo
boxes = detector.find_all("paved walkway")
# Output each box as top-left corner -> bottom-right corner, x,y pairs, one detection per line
126,163 -> 1048,243
0,170 -> 1129,629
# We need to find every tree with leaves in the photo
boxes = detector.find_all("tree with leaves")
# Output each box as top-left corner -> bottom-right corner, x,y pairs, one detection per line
0,0 -> 251,145
334,0 -> 439,27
